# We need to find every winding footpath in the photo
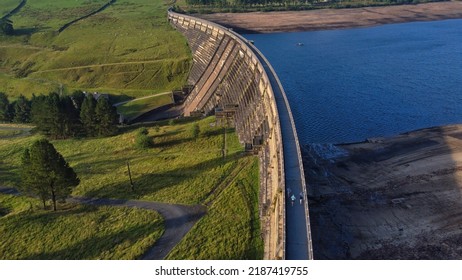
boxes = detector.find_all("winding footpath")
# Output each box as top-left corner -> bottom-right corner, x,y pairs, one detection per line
0,186 -> 206,260
0,125 -> 32,139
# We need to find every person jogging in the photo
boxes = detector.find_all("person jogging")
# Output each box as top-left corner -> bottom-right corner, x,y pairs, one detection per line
299,192 -> 304,205
291,194 -> 296,206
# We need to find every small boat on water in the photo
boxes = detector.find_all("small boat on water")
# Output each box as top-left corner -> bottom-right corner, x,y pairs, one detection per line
297,42 -> 304,46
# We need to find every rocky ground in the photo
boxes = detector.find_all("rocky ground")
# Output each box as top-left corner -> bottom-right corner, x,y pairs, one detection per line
303,125 -> 462,259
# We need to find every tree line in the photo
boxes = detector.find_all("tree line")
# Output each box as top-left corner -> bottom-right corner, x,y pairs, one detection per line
0,91 -> 119,139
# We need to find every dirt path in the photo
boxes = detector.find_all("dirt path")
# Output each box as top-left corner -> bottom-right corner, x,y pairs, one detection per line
0,125 -> 33,139
198,2 -> 462,33
0,187 -> 206,260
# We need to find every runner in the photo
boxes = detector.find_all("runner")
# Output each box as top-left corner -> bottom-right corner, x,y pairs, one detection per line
299,192 -> 303,204
291,194 -> 296,206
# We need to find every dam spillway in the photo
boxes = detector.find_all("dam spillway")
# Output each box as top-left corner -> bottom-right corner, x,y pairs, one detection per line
168,10 -> 313,260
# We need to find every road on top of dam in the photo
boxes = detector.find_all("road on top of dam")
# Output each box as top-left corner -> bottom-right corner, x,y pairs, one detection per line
243,41 -> 311,260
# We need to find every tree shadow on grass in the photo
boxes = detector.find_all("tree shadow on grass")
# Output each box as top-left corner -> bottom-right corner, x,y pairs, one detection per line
13,28 -> 40,36
81,153 -> 242,202
0,164 -> 20,186
20,222 -> 161,260
10,205 -> 99,228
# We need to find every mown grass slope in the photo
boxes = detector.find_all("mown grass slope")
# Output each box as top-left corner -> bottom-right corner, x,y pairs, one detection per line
0,0 -> 191,98
0,193 -> 164,260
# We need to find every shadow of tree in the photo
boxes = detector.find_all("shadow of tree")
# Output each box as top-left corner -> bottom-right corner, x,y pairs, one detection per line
81,152 -> 242,202
13,28 -> 40,36
21,222 -> 161,260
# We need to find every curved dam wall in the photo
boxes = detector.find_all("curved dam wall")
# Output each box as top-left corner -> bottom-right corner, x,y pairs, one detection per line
168,10 -> 313,260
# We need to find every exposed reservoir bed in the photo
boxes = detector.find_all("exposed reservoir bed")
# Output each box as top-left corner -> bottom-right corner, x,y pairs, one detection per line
199,2 -> 462,33
303,125 -> 462,259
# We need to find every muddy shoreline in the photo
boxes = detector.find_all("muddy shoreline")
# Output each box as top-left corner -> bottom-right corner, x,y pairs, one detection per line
302,125 -> 462,259
197,2 -> 462,33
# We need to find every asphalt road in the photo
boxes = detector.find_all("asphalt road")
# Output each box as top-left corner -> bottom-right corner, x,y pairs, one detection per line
0,187 -> 206,260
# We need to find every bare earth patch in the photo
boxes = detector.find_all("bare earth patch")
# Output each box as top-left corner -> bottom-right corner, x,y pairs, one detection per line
198,2 -> 462,33
303,125 -> 462,259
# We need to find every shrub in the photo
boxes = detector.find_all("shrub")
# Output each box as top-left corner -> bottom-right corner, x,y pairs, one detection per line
137,127 -> 148,135
135,127 -> 152,149
190,123 -> 200,139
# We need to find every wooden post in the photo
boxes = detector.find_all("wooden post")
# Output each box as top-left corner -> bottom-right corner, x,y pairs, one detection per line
127,161 -> 134,192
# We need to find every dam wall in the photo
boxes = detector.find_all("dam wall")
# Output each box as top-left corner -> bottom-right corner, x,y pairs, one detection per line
168,10 -> 313,260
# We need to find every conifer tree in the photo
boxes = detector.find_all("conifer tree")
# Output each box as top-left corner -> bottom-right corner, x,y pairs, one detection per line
0,92 -> 10,122
60,95 -> 81,138
13,95 -> 31,123
20,139 -> 79,211
70,90 -> 85,110
80,94 -> 97,136
95,97 -> 118,137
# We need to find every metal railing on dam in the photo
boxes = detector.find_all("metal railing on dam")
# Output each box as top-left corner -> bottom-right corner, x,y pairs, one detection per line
168,10 -> 313,260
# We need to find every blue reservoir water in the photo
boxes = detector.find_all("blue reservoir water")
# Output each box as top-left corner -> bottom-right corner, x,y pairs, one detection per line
245,19 -> 462,144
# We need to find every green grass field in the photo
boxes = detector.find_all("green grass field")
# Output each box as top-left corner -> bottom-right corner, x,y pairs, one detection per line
0,0 -> 21,17
0,117 -> 263,259
0,193 -> 164,259
116,93 -> 174,120
166,156 -> 263,259
1,117 -> 244,204
0,0 -> 191,99
0,129 -> 22,137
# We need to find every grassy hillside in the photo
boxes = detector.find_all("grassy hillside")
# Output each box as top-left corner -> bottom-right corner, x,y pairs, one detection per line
0,117 -> 246,204
167,156 -> 263,259
0,118 -> 264,259
0,0 -> 191,98
0,0 -> 21,18
0,193 -> 164,260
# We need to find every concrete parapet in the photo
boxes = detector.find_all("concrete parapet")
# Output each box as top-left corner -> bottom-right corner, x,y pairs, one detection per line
168,10 -> 312,260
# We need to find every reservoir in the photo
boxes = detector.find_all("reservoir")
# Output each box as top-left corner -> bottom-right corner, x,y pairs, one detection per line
245,19 -> 462,144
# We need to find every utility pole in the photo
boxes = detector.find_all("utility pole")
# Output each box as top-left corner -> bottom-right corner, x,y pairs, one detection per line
127,160 -> 134,192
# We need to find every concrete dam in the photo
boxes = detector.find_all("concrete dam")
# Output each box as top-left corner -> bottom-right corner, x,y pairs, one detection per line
168,10 -> 313,260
